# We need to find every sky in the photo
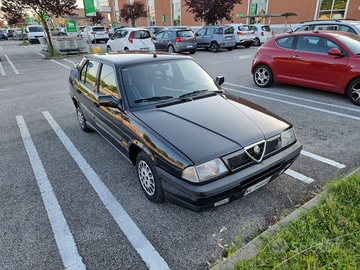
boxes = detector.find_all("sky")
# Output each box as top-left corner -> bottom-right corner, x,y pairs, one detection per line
76,0 -> 84,9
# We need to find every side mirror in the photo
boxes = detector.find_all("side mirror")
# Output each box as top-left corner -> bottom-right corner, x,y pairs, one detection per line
195,33 -> 198,36
25,29 -> 28,33
215,76 -> 225,86
328,48 -> 342,56
98,95 -> 121,109
152,36 -> 156,40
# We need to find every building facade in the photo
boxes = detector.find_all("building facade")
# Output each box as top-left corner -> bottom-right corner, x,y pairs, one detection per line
95,0 -> 360,30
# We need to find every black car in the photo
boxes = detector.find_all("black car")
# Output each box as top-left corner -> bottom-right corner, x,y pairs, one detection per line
0,30 -> 8,40
69,52 -> 302,211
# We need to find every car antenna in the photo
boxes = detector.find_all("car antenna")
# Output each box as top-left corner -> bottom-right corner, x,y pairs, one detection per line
140,38 -> 157,58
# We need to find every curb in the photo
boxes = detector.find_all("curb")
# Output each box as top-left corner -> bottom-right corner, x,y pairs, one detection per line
212,167 -> 360,270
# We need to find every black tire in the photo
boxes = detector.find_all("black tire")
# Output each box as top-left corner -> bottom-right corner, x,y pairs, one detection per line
124,47 -> 129,50
136,151 -> 164,203
253,38 -> 260,46
189,50 -> 196,54
76,105 -> 92,132
244,44 -> 251,48
91,39 -> 95,44
167,45 -> 175,53
253,65 -> 274,88
347,78 -> 360,106
227,47 -> 233,51
107,46 -> 112,52
211,42 -> 219,53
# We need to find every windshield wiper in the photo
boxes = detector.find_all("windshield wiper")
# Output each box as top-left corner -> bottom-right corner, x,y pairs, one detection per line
134,96 -> 173,103
179,90 -> 208,98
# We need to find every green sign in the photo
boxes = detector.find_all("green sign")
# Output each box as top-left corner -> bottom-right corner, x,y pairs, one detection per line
83,0 -> 96,16
250,4 -> 257,15
112,23 -> 116,27
26,17 -> 31,23
65,20 -> 77,33
237,14 -> 244,17
162,14 -> 165,22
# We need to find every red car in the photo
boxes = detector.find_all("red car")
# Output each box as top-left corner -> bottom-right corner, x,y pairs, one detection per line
251,31 -> 360,106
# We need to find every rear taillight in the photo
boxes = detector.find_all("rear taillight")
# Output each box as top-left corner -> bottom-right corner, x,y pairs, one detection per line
174,37 -> 183,43
91,32 -> 95,34
252,31 -> 255,34
261,32 -> 264,36
237,32 -> 243,36
220,28 -> 223,34
271,31 -> 273,35
193,36 -> 197,41
129,32 -> 133,43
105,31 -> 108,34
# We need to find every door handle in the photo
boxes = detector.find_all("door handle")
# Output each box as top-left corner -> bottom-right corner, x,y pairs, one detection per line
76,89 -> 81,94
291,55 -> 301,59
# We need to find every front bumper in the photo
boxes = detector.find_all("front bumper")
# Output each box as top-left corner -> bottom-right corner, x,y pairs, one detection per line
156,141 -> 302,211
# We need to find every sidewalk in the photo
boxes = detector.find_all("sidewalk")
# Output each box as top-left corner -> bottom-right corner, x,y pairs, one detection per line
212,167 -> 360,270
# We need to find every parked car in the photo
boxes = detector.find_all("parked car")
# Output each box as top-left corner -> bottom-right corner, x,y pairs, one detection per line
227,24 -> 255,48
292,19 -> 360,35
195,25 -> 236,52
69,51 -> 302,211
249,24 -> 273,46
153,29 -> 197,54
169,26 -> 193,31
6,29 -> 14,38
50,27 -> 67,36
81,26 -> 109,43
0,29 -> 8,40
108,25 -> 129,36
252,31 -> 360,106
106,28 -> 155,52
25,25 -> 45,44
144,26 -> 168,37
14,28 -> 27,40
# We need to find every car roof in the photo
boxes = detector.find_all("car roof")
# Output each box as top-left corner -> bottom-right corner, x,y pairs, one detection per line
85,52 -> 191,67
276,30 -> 356,39
298,19 -> 360,25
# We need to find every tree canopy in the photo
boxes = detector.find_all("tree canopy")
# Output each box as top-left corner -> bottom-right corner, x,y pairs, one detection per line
184,0 -> 242,25
87,10 -> 104,24
120,1 -> 147,27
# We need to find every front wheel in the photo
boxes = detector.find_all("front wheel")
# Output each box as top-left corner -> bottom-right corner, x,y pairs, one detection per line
347,78 -> 360,106
253,65 -> 274,88
136,151 -> 164,203
211,42 -> 219,53
253,38 -> 260,46
107,46 -> 112,52
167,45 -> 175,54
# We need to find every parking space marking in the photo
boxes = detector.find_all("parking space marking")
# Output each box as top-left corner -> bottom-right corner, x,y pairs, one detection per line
16,115 -> 86,270
64,59 -> 76,65
0,62 -> 5,76
224,83 -> 360,113
0,88 -> 10,91
223,87 -> 360,121
51,59 -> 71,69
0,46 -> 3,50
42,111 -> 170,270
4,55 -> 19,74
285,169 -> 314,184
37,52 -> 45,57
211,55 -> 253,64
301,150 -> 346,169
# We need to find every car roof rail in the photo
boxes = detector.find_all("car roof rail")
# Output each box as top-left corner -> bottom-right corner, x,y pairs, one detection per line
299,19 -> 358,24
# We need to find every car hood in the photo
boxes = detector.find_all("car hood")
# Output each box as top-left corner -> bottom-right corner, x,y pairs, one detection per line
133,94 -> 290,165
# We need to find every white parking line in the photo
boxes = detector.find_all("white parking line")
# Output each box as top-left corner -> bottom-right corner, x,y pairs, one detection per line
223,87 -> 360,121
285,169 -> 314,183
224,83 -> 360,113
42,111 -> 170,270
51,59 -> 71,69
0,88 -> 10,91
211,55 -> 253,64
63,59 -> 75,65
0,46 -> 3,50
37,52 -> 45,57
16,115 -> 86,270
4,55 -> 19,74
301,150 -> 346,169
0,62 -> 5,76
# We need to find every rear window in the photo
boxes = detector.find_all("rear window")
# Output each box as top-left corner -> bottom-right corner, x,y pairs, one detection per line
261,25 -> 271,32
238,25 -> 251,31
93,27 -> 105,31
133,30 -> 151,39
177,30 -> 194,37
223,27 -> 234,34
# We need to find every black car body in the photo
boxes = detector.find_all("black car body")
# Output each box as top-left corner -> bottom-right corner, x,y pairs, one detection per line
69,52 -> 302,211
153,29 -> 197,54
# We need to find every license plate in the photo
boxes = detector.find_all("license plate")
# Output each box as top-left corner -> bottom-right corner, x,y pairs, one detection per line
244,177 -> 271,196
227,37 -> 232,40
186,45 -> 193,48
140,48 -> 149,50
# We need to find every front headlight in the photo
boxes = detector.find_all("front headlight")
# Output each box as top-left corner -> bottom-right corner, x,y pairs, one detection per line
281,128 -> 296,148
182,158 -> 229,183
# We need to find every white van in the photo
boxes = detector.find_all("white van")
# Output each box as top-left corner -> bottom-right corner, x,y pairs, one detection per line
25,25 -> 45,44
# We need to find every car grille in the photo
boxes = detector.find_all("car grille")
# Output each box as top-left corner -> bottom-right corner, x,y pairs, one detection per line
223,135 -> 283,172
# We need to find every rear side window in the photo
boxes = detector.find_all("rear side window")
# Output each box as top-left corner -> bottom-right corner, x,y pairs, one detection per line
276,36 -> 295,49
177,30 -> 194,37
80,60 -> 100,91
207,28 -> 215,35
133,30 -> 151,39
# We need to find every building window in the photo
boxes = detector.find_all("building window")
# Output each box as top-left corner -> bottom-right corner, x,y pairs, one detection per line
172,0 -> 180,26
318,0 -> 348,20
148,0 -> 155,26
97,0 -> 110,6
250,0 -> 268,24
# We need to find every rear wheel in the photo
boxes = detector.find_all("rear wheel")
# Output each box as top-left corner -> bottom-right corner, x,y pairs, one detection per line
244,44 -> 251,48
347,78 -> 360,106
107,46 -> 112,52
253,38 -> 260,46
189,50 -> 196,54
253,65 -> 274,88
227,47 -> 233,51
136,151 -> 164,203
211,42 -> 219,53
124,47 -> 129,50
76,105 -> 92,132
168,45 -> 175,53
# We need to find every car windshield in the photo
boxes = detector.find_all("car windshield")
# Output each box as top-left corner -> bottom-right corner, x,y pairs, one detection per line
121,59 -> 220,107
29,26 -> 43,32
337,34 -> 360,55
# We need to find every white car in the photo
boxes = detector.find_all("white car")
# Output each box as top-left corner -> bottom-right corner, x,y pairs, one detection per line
227,24 -> 255,48
249,24 -> 274,46
25,25 -> 45,44
81,26 -> 109,43
106,28 -> 155,52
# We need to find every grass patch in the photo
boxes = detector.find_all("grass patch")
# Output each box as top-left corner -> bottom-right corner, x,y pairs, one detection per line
227,172 -> 360,269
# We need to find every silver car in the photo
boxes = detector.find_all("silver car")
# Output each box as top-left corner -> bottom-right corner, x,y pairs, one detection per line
153,29 -> 197,54
195,25 -> 236,52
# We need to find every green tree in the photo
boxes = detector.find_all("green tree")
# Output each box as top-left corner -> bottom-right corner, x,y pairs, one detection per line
120,1 -> 147,27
